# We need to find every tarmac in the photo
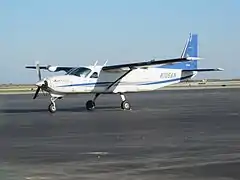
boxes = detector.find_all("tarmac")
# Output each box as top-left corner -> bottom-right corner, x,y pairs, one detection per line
0,88 -> 240,180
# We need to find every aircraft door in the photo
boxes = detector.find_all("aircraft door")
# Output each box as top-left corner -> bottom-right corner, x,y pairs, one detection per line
85,72 -> 99,92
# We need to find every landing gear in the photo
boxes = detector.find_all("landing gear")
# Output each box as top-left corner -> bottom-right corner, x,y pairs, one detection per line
48,103 -> 56,113
85,92 -> 131,111
48,97 -> 58,113
85,93 -> 99,111
86,100 -> 95,110
120,93 -> 131,110
121,101 -> 131,110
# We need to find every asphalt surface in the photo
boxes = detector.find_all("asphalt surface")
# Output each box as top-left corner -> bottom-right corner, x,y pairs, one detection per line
0,88 -> 240,180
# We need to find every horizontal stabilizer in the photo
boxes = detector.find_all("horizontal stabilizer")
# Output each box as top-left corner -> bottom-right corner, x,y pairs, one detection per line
186,57 -> 203,60
183,68 -> 224,72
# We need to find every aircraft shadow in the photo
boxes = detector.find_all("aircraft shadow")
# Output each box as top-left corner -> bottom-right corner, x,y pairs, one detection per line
1,106 -> 122,114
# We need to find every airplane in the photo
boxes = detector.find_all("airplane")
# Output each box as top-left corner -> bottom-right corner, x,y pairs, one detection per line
25,33 -> 223,113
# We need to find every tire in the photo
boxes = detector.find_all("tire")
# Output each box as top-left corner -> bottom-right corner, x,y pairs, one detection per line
86,100 -> 95,110
121,101 -> 131,110
48,103 -> 56,113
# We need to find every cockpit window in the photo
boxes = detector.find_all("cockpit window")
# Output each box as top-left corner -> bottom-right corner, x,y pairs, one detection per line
90,72 -> 98,78
66,67 -> 91,77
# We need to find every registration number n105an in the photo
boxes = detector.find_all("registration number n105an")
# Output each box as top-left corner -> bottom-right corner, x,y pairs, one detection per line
160,72 -> 177,79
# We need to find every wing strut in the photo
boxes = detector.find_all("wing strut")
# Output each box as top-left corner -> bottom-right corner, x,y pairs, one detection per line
93,68 -> 133,102
105,69 -> 133,90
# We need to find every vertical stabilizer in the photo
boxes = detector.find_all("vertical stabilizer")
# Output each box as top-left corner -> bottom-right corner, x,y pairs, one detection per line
160,33 -> 199,70
181,33 -> 198,69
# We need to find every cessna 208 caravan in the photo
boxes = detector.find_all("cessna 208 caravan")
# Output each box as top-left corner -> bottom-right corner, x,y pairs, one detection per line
26,33 -> 223,113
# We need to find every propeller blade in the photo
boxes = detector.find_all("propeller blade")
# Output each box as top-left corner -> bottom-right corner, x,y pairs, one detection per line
33,87 -> 40,99
35,61 -> 41,81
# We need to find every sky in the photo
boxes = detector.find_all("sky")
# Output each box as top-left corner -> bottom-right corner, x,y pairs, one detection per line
0,0 -> 240,84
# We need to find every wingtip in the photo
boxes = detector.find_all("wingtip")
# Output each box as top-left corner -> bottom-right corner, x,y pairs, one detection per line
25,65 -> 34,68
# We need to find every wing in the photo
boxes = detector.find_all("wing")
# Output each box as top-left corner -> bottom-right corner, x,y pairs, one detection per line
102,57 -> 194,72
182,68 -> 224,72
99,57 -> 195,92
25,65 -> 76,73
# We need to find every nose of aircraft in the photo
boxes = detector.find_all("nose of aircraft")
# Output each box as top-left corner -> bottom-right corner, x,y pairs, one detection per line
35,78 -> 49,87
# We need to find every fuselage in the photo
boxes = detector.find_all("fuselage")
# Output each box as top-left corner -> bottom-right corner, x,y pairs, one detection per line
37,65 -> 195,96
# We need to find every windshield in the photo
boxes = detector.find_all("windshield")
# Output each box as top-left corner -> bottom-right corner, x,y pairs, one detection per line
66,67 -> 91,77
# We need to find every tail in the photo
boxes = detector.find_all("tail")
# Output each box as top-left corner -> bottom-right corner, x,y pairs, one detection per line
181,33 -> 223,73
180,33 -> 198,69
161,33 -> 199,70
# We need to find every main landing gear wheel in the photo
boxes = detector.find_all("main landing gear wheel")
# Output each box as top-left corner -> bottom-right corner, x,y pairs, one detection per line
121,100 -> 131,110
119,93 -> 131,110
86,100 -> 95,111
48,103 -> 56,113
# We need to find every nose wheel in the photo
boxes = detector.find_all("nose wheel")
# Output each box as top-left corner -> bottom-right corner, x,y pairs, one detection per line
48,103 -> 56,113
48,97 -> 58,113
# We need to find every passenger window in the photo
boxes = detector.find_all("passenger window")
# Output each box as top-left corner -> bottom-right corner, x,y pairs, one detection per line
90,72 -> 98,78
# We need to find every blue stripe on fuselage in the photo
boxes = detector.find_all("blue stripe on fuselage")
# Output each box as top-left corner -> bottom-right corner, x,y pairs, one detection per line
139,74 -> 193,85
58,81 -> 112,87
56,75 -> 193,88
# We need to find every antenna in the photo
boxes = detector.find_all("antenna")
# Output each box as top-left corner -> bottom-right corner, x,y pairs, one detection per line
103,60 -> 108,66
93,60 -> 98,67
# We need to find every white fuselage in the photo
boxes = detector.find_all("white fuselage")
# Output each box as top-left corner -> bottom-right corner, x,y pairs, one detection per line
39,66 -> 195,96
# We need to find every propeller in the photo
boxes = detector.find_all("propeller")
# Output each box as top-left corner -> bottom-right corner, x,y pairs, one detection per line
35,61 -> 42,81
33,86 -> 41,99
33,61 -> 44,99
